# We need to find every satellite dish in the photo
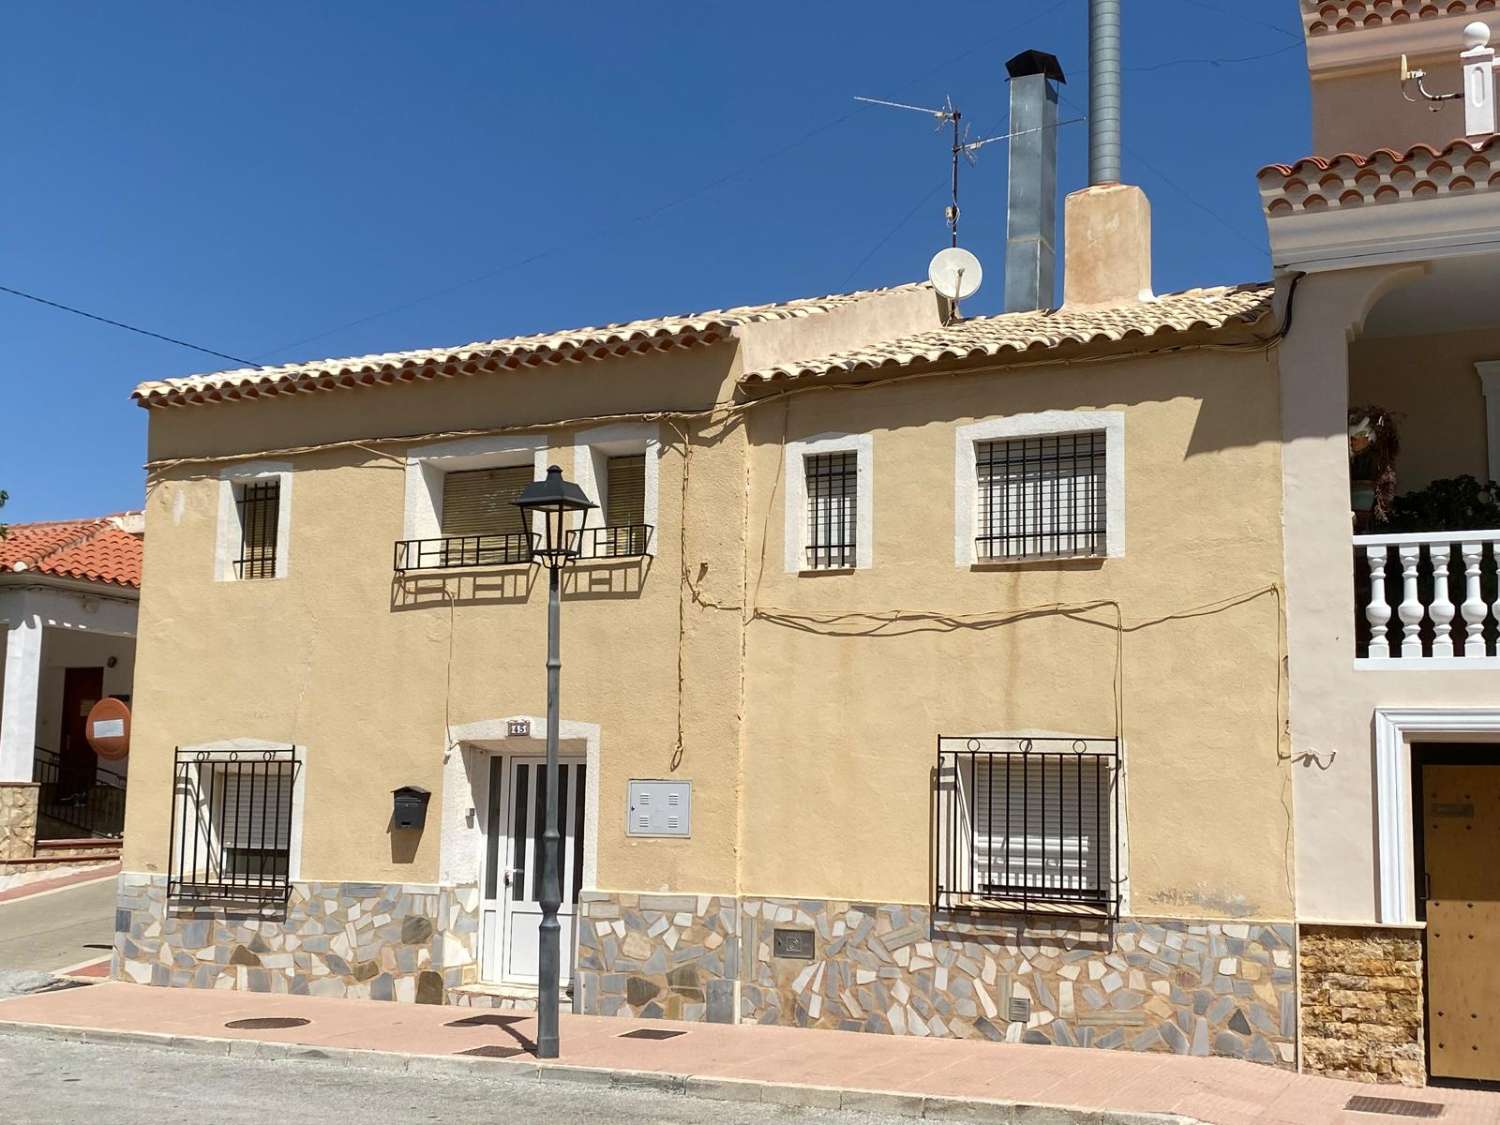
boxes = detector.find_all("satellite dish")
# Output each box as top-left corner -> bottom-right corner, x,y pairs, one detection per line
928,247 -> 983,301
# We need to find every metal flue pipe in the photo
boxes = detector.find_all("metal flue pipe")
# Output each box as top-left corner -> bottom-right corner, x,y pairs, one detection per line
1089,0 -> 1122,184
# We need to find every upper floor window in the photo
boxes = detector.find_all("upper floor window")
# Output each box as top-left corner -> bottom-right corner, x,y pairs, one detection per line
234,480 -> 281,580
441,465 -> 533,538
955,411 -> 1124,567
572,424 -> 659,560
976,432 -> 1106,561
805,451 -> 858,570
783,432 -> 873,574
216,462 -> 292,582
397,435 -> 547,572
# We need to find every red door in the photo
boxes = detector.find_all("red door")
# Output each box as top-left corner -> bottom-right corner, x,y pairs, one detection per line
59,667 -> 103,800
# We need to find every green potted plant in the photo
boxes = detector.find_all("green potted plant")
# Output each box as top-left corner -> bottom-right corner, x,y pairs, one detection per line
1377,475 -> 1500,533
1348,406 -> 1400,530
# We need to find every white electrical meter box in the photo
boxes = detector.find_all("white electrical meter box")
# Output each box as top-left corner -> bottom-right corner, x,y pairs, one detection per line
626,780 -> 692,837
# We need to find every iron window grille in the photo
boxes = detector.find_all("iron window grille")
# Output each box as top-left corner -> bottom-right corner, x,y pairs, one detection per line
393,532 -> 537,572
168,747 -> 300,907
976,432 -> 1105,561
934,736 -> 1121,917
234,480 -> 280,579
805,451 -> 858,569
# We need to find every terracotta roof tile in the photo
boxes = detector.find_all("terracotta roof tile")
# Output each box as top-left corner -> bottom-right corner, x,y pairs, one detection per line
738,284 -> 1276,387
1303,0 -> 1497,37
0,514 -> 143,589
133,284 -> 929,410
1257,136 -> 1500,216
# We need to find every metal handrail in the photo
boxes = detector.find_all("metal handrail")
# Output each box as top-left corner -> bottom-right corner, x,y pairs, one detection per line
393,531 -> 539,573
32,746 -> 126,839
568,524 -> 654,560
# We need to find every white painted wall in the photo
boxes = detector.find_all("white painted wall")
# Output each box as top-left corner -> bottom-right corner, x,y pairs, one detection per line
1281,266 -> 1500,924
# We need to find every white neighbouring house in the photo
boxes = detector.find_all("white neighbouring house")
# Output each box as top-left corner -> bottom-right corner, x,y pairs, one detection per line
0,512 -> 142,872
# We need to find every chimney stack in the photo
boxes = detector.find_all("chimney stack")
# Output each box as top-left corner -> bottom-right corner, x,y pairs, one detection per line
1003,50 -> 1066,314
1063,0 -> 1154,309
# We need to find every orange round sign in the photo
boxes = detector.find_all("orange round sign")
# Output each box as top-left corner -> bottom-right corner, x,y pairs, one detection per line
85,697 -> 131,761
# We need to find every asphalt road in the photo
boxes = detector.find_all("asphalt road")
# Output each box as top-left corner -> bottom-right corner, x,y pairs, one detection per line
0,1034 -> 908,1125
0,876 -> 116,976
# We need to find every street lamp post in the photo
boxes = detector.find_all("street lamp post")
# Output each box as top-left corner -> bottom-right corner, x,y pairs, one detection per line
513,464 -> 595,1060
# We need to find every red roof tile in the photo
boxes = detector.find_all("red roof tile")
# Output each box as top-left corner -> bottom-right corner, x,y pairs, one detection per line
0,514 -> 143,589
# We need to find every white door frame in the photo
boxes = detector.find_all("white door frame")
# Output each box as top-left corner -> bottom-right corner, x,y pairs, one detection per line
1375,707 -> 1500,923
482,750 -> 588,985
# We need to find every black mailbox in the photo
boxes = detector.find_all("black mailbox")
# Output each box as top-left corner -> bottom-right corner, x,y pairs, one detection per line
392,786 -> 431,831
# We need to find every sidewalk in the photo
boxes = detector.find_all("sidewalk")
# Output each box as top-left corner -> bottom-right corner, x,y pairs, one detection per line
1,982 -> 1497,1125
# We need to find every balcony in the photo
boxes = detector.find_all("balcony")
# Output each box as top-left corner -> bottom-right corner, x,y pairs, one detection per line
569,524 -> 653,560
393,532 -> 537,573
1356,530 -> 1500,665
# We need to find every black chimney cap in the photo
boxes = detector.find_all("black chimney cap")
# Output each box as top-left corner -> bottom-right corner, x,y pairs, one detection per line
1005,50 -> 1066,84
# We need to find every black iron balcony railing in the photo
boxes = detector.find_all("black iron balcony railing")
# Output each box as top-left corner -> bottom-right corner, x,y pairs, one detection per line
934,735 -> 1121,918
569,524 -> 654,560
168,746 -> 300,907
393,532 -> 538,573
32,747 -> 126,839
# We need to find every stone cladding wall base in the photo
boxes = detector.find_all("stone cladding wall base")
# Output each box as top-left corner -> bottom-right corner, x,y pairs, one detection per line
576,891 -> 1297,1068
112,874 -> 480,1002
1299,924 -> 1425,1087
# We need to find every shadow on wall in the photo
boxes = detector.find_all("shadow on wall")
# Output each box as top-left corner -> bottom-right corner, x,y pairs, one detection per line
390,569 -> 537,610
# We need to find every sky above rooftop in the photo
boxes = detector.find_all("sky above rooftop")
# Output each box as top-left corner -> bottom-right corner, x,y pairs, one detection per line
0,0 -> 1310,522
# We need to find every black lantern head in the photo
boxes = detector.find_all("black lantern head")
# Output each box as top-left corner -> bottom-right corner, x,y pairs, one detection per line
513,465 -> 595,567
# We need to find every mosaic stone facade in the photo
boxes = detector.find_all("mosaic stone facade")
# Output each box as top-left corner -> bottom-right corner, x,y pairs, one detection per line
112,875 -> 480,1001
1299,924 -> 1425,1086
577,892 -> 1297,1067
575,892 -> 738,1023
0,783 -> 39,861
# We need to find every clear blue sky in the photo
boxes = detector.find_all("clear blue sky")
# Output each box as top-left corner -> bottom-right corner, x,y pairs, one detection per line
1,1 -> 1309,523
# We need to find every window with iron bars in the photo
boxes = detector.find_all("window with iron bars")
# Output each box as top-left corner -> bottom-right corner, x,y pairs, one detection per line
805,451 -> 857,569
234,480 -> 281,579
934,736 -> 1120,917
168,747 -> 300,907
976,432 -> 1105,561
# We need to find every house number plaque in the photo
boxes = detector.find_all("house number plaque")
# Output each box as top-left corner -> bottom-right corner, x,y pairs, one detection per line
506,719 -> 531,737
773,928 -> 815,960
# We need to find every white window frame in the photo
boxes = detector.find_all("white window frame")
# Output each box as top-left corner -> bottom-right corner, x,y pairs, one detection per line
404,434 -> 550,541
783,432 -> 873,574
954,411 -> 1125,568
172,738 -> 307,884
215,461 -> 293,581
571,423 -> 661,552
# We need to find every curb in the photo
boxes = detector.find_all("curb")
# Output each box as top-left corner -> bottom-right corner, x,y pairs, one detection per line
0,1019 -> 1202,1125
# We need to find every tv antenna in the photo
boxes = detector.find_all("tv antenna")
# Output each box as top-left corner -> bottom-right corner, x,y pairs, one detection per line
855,94 -> 969,246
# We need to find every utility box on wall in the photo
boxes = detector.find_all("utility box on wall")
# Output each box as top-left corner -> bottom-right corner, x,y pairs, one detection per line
626,780 -> 691,837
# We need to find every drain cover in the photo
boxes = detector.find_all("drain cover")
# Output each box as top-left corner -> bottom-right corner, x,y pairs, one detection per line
619,1028 -> 685,1041
224,1017 -> 310,1030
1345,1095 -> 1445,1119
455,1044 -> 524,1058
446,1014 -> 524,1028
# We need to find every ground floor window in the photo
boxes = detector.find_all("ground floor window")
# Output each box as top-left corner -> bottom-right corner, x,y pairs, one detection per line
934,735 -> 1121,917
168,745 -> 300,907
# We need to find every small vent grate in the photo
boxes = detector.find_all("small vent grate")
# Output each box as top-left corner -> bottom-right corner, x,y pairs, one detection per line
446,1013 -> 525,1028
455,1044 -> 524,1058
619,1028 -> 686,1040
1344,1095 -> 1445,1119
1008,997 -> 1031,1023
224,1017 -> 310,1030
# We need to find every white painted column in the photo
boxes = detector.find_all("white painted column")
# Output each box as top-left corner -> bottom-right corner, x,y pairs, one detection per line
1476,360 -> 1500,482
0,604 -> 43,782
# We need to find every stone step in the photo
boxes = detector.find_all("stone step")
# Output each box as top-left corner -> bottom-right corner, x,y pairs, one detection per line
447,982 -> 575,1010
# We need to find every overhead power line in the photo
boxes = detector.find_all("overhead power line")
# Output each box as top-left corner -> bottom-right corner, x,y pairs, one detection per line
0,284 -> 253,366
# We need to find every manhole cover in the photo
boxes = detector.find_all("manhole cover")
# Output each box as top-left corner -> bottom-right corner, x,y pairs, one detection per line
1345,1095 -> 1445,1119
446,1013 -> 524,1028
455,1045 -> 524,1058
618,1028 -> 685,1041
224,1017 -> 310,1030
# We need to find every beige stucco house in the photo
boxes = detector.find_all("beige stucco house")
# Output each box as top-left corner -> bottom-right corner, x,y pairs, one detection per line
109,0 -> 1500,1092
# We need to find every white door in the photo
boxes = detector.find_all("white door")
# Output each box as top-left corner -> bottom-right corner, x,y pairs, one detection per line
480,755 -> 587,984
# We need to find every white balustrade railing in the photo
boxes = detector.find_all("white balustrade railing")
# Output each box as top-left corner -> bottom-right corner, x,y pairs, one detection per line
1355,530 -> 1500,661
